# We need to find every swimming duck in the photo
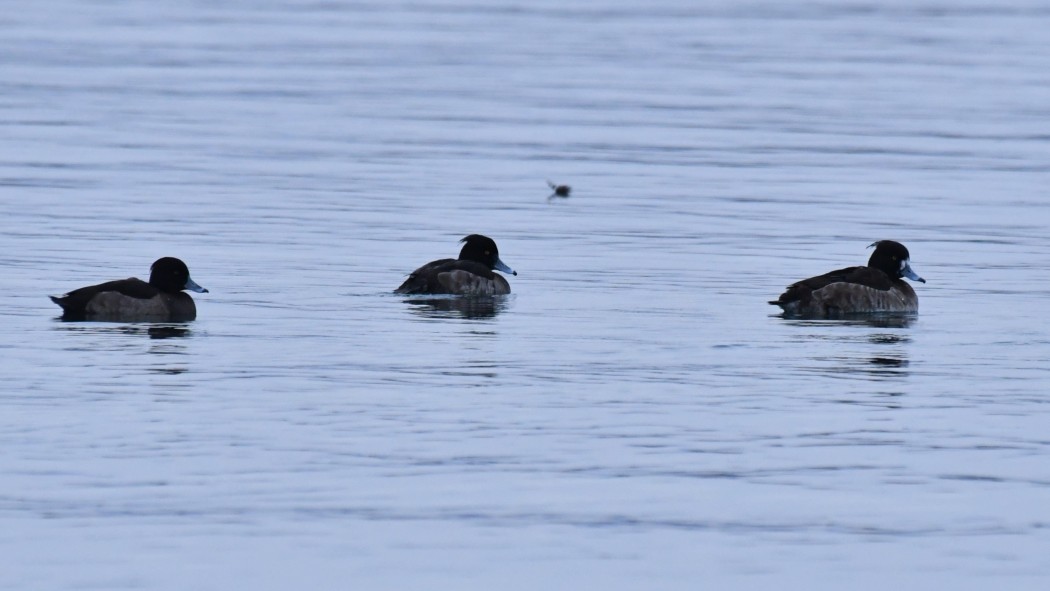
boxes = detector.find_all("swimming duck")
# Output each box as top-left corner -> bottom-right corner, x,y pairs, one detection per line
51,257 -> 208,321
395,234 -> 516,295
770,240 -> 925,316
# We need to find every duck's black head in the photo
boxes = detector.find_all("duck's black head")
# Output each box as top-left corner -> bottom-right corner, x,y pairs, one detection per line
149,257 -> 209,293
867,241 -> 925,283
458,234 -> 516,276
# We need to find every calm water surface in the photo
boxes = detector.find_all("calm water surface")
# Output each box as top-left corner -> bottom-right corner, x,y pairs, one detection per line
2,1 -> 1050,588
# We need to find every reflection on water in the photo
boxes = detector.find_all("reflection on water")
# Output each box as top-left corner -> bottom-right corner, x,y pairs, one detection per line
53,323 -> 192,374
782,316 -> 914,383
777,314 -> 917,329
818,350 -> 910,382
146,326 -> 191,340
54,322 -> 192,340
869,355 -> 908,369
54,322 -> 192,366
147,366 -> 188,375
402,296 -> 509,320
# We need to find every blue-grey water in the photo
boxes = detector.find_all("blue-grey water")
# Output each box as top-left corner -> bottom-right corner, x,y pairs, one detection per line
3,1 -> 1050,588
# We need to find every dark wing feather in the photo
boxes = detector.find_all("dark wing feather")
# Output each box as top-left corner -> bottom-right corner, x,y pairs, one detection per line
51,278 -> 158,316
395,259 -> 452,294
395,259 -> 498,295
770,265 -> 895,306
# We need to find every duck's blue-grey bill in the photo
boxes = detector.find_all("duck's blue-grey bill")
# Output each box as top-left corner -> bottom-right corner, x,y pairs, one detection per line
902,261 -> 925,283
185,277 -> 209,293
494,258 -> 517,276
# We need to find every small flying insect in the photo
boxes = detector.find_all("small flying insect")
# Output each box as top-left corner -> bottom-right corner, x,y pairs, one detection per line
547,180 -> 571,200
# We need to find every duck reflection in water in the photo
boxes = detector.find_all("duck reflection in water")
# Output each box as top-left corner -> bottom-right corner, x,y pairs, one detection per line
55,323 -> 192,340
402,296 -> 508,320
861,331 -> 911,378
784,318 -> 913,384
784,314 -> 915,330
819,349 -> 911,382
146,326 -> 192,340
54,322 -> 193,372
